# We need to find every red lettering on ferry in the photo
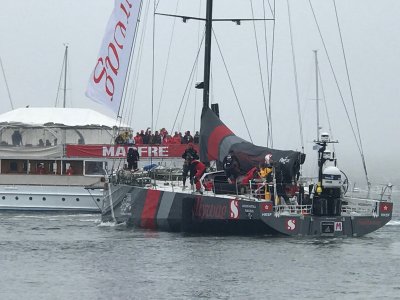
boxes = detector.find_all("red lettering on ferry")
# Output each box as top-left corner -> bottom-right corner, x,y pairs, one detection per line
66,144 -> 197,158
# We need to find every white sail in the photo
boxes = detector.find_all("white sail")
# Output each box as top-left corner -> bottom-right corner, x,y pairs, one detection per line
86,0 -> 142,115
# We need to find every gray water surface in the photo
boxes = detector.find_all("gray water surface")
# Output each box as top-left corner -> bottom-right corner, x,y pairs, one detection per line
0,206 -> 399,300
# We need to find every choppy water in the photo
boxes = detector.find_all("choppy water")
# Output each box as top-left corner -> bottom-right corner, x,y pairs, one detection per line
0,203 -> 399,299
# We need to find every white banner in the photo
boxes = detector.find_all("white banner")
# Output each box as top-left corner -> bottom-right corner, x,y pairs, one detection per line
86,0 -> 142,115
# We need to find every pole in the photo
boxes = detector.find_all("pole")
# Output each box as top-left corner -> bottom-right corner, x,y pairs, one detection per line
202,0 -> 213,110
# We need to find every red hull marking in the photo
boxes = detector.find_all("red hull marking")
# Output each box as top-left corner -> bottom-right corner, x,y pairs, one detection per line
140,189 -> 161,229
208,125 -> 233,161
380,202 -> 393,213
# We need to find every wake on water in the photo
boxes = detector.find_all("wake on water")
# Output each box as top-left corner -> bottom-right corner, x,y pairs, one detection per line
97,221 -> 126,227
387,220 -> 400,226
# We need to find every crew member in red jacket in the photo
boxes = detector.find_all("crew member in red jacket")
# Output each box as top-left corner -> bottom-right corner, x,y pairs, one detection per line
190,159 -> 206,193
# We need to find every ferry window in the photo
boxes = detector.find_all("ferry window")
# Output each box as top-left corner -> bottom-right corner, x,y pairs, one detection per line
63,161 -> 83,175
10,161 -> 17,172
85,161 -> 104,176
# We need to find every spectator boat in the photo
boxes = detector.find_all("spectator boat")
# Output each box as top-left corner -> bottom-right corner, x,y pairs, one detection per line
0,107 -> 124,212
93,0 -> 393,236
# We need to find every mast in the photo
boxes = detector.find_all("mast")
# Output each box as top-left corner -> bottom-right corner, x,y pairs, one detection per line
202,0 -> 213,110
0,56 -> 14,110
314,50 -> 320,141
63,45 -> 68,108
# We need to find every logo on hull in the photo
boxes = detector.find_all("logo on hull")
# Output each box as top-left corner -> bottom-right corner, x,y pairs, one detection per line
230,200 -> 239,219
334,222 -> 343,232
287,219 -> 296,231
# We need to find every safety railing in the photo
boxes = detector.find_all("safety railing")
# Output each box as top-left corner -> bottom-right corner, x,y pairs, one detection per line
341,197 -> 381,216
273,204 -> 313,216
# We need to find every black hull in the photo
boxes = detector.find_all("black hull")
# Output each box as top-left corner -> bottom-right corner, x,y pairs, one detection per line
102,185 -> 393,237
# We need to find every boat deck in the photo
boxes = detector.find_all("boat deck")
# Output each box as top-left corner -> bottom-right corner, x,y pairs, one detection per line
0,174 -> 103,187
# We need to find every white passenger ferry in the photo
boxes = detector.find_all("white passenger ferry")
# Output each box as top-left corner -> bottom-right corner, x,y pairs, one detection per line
0,107 -> 126,212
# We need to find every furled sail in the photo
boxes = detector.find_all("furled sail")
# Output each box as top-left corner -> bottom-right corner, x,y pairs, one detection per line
200,107 -> 305,183
86,0 -> 142,115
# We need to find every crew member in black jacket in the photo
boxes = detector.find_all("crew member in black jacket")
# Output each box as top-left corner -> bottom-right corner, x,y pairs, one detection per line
127,148 -> 140,171
181,143 -> 199,189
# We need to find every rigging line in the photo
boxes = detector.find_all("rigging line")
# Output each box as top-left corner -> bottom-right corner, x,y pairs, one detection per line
129,1 -> 150,124
267,0 -> 276,147
262,0 -> 271,100
170,30 -> 205,135
155,0 -> 161,10
308,0 -> 363,157
250,0 -> 270,146
212,29 -> 253,143
210,66 -> 215,105
193,0 -> 203,133
116,3 -> 143,122
180,69 -> 197,132
66,48 -> 73,107
116,0 -> 144,126
155,0 -> 180,129
126,0 -> 151,127
318,65 -> 336,154
333,0 -> 369,184
0,57 -> 14,110
286,0 -> 304,151
152,0 -> 156,139
110,0 -> 145,170
174,34 -> 203,133
262,0 -> 273,143
267,0 -> 274,16
54,53 -> 65,107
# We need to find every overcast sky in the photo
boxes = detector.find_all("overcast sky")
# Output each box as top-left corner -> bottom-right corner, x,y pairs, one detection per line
0,0 -> 399,186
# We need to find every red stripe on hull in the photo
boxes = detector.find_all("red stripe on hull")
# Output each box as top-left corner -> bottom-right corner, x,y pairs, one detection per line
208,125 -> 233,160
140,189 -> 161,229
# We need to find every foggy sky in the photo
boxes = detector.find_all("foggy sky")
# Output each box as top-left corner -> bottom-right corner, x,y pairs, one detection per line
0,0 -> 399,186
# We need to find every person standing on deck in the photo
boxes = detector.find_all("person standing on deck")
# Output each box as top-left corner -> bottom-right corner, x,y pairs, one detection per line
259,154 -> 274,200
190,159 -> 206,194
222,150 -> 241,183
181,143 -> 199,189
127,148 -> 140,171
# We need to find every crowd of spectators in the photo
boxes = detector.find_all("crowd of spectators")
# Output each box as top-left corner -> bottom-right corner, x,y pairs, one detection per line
115,128 -> 200,145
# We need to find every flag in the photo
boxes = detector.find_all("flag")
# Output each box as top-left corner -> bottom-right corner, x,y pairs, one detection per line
86,0 -> 142,115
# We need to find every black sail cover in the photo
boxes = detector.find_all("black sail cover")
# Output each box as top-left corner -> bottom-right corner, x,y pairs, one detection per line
200,107 -> 305,183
